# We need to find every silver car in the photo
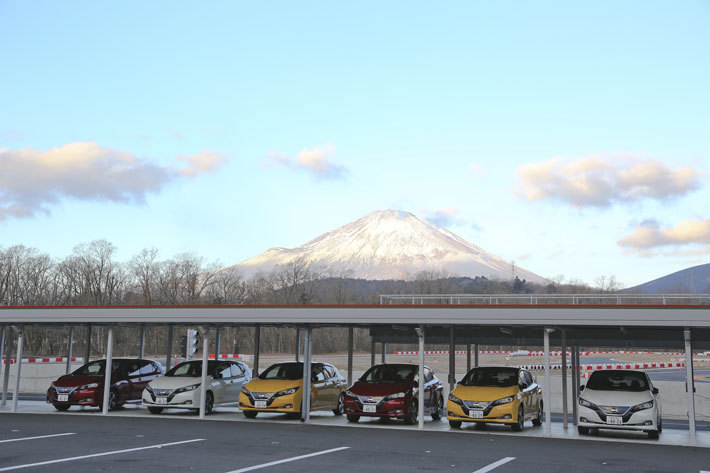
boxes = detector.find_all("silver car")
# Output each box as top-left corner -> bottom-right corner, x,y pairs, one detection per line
143,360 -> 251,414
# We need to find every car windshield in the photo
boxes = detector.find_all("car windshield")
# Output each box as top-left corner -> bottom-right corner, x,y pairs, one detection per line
361,365 -> 416,383
460,367 -> 519,387
72,360 -> 121,376
166,361 -> 218,377
259,363 -> 304,380
586,371 -> 649,392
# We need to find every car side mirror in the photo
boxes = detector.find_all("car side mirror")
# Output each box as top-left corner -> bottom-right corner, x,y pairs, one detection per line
519,382 -> 527,390
413,381 -> 419,388
652,387 -> 659,395
579,385 -> 585,391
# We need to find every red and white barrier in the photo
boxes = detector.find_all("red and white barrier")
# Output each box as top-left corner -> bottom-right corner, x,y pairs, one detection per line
392,350 -> 696,357
2,357 -> 83,365
207,354 -> 242,360
513,361 -> 686,371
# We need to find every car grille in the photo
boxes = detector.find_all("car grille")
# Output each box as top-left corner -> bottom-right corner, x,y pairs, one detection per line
251,392 -> 274,400
54,386 -> 77,395
463,400 -> 490,409
153,389 -> 172,397
599,405 -> 630,415
358,395 -> 384,404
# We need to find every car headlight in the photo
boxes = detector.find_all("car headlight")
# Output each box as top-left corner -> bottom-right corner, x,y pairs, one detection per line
275,387 -> 299,397
174,383 -> 200,394
492,396 -> 514,406
384,392 -> 406,401
241,387 -> 251,395
345,390 -> 357,398
579,398 -> 596,409
448,394 -> 462,404
631,400 -> 654,412
145,385 -> 154,393
78,383 -> 99,390
50,382 -> 56,389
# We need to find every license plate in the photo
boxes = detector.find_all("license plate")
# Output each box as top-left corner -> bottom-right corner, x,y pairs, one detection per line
363,404 -> 377,413
156,397 -> 167,405
469,410 -> 484,419
607,416 -> 623,425
255,401 -> 267,409
57,395 -> 68,402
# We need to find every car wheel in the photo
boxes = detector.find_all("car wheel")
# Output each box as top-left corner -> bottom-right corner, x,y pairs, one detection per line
405,400 -> 418,425
578,426 -> 590,435
53,404 -> 70,412
204,391 -> 214,415
333,393 -> 345,416
657,416 -> 663,433
449,420 -> 462,429
511,405 -> 524,431
148,406 -> 164,414
346,414 -> 360,423
532,401 -> 543,426
243,410 -> 258,419
431,395 -> 444,421
648,429 -> 660,440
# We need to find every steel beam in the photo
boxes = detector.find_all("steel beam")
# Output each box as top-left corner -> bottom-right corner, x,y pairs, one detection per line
347,326 -> 353,385
544,328 -> 552,437
85,325 -> 92,362
301,326 -> 312,423
684,328 -> 696,443
474,343 -> 479,368
12,327 -> 23,412
1,327 -> 12,406
215,327 -> 221,359
466,343 -> 471,372
572,345 -> 579,425
253,325 -> 261,377
139,325 -> 146,358
418,326 -> 425,430
65,326 -> 74,375
370,338 -> 375,367
165,325 -> 174,369
381,342 -> 386,363
101,326 -> 114,415
561,330 -> 568,429
199,330 -> 210,419
296,327 -> 301,362
448,327 -> 455,390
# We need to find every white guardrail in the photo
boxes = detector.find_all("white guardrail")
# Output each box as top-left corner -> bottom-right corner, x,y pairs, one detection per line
379,293 -> 710,305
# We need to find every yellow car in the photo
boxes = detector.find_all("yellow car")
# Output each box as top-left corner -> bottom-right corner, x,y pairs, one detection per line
447,366 -> 542,431
239,361 -> 347,418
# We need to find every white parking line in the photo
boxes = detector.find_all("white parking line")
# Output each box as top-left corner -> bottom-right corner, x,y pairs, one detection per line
472,456 -> 516,473
225,446 -> 350,473
0,438 -> 205,472
0,433 -> 76,444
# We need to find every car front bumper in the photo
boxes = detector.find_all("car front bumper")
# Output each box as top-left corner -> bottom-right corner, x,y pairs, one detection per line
238,392 -> 301,413
142,389 -> 201,409
577,405 -> 658,431
46,387 -> 101,406
446,400 -> 519,424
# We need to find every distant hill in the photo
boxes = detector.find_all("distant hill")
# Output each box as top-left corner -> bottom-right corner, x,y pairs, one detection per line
624,263 -> 710,294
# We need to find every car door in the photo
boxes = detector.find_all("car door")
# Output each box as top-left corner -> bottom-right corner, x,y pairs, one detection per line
321,365 -> 338,407
213,362 -> 233,404
124,360 -> 145,400
223,362 -> 246,404
518,370 -> 531,416
311,364 -> 328,409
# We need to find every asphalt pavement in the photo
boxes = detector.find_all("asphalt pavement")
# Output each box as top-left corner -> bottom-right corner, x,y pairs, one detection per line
2,413 -> 710,473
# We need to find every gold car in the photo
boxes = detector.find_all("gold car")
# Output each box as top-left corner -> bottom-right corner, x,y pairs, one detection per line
446,366 -> 542,431
239,361 -> 347,418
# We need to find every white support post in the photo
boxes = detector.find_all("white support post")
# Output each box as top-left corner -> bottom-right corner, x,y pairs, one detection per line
684,328 -> 696,444
466,343 -> 471,372
301,327 -> 312,423
1,326 -> 12,406
347,326 -> 354,385
165,325 -> 174,369
101,326 -> 114,415
199,329 -> 210,419
139,325 -> 146,358
474,343 -> 479,368
381,342 -> 386,363
0,325 -> 5,401
253,325 -> 260,377
544,328 -> 552,437
295,327 -> 301,362
65,326 -> 75,375
215,327 -> 221,359
561,330 -> 568,429
12,327 -> 24,413
418,326 -> 425,430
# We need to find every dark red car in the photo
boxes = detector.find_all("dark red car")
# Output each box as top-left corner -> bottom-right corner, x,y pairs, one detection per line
47,358 -> 164,411
343,363 -> 444,424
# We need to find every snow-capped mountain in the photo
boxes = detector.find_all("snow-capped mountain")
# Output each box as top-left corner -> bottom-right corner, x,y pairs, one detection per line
226,210 -> 546,283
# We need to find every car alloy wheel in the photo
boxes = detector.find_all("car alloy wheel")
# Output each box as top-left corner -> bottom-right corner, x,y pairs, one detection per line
148,406 -> 164,414
431,395 -> 444,421
449,419 -> 462,429
333,393 -> 345,416
346,414 -> 360,423
53,404 -> 70,412
511,405 -> 524,431
578,426 -> 590,435
243,410 -> 258,419
532,401 -> 543,426
405,400 -> 418,425
204,391 -> 214,415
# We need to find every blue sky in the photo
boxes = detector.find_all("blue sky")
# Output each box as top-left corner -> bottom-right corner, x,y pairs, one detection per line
1,1 -> 709,287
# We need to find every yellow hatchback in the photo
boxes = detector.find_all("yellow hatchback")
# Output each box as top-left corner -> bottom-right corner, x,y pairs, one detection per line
447,366 -> 542,431
239,361 -> 347,418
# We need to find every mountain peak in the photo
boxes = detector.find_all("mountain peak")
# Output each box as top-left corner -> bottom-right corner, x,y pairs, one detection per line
227,210 -> 545,283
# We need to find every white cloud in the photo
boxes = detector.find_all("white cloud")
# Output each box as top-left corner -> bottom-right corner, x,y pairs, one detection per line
0,142 -> 225,221
516,154 -> 701,207
618,219 -> 710,249
422,206 -> 467,228
265,144 -> 347,180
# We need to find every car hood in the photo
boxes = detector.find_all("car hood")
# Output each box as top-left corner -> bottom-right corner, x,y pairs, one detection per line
580,388 -> 653,406
148,376 -> 211,390
244,378 -> 302,393
53,375 -> 104,388
349,381 -> 412,397
451,385 -> 519,402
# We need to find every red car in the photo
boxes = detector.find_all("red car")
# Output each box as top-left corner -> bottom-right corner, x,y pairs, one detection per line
47,358 -> 164,411
343,363 -> 444,424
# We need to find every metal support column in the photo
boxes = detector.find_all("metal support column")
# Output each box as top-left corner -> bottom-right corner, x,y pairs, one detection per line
684,328 -> 696,443
65,326 -> 75,375
417,326 -> 425,430
474,343 -> 479,368
381,342 -> 386,363
295,327 -> 301,362
0,326 -> 5,399
12,327 -> 24,413
101,326 -> 114,415
85,325 -> 92,362
165,325 -> 174,369
139,325 -> 146,358
301,326 -> 313,423
370,338 -> 376,367
543,328 -> 552,437
347,326 -> 354,384
466,343 -> 471,372
215,327 -> 221,359
1,327 -> 12,406
561,330 -> 568,429
572,345 -> 579,425
448,327 -> 456,390
199,329 -> 210,419
253,325 -> 261,377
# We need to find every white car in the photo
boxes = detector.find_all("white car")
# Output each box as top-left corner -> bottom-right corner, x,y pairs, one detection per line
143,360 -> 251,414
577,369 -> 662,439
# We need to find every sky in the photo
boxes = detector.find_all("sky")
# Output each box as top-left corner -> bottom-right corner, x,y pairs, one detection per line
1,1 -> 709,287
